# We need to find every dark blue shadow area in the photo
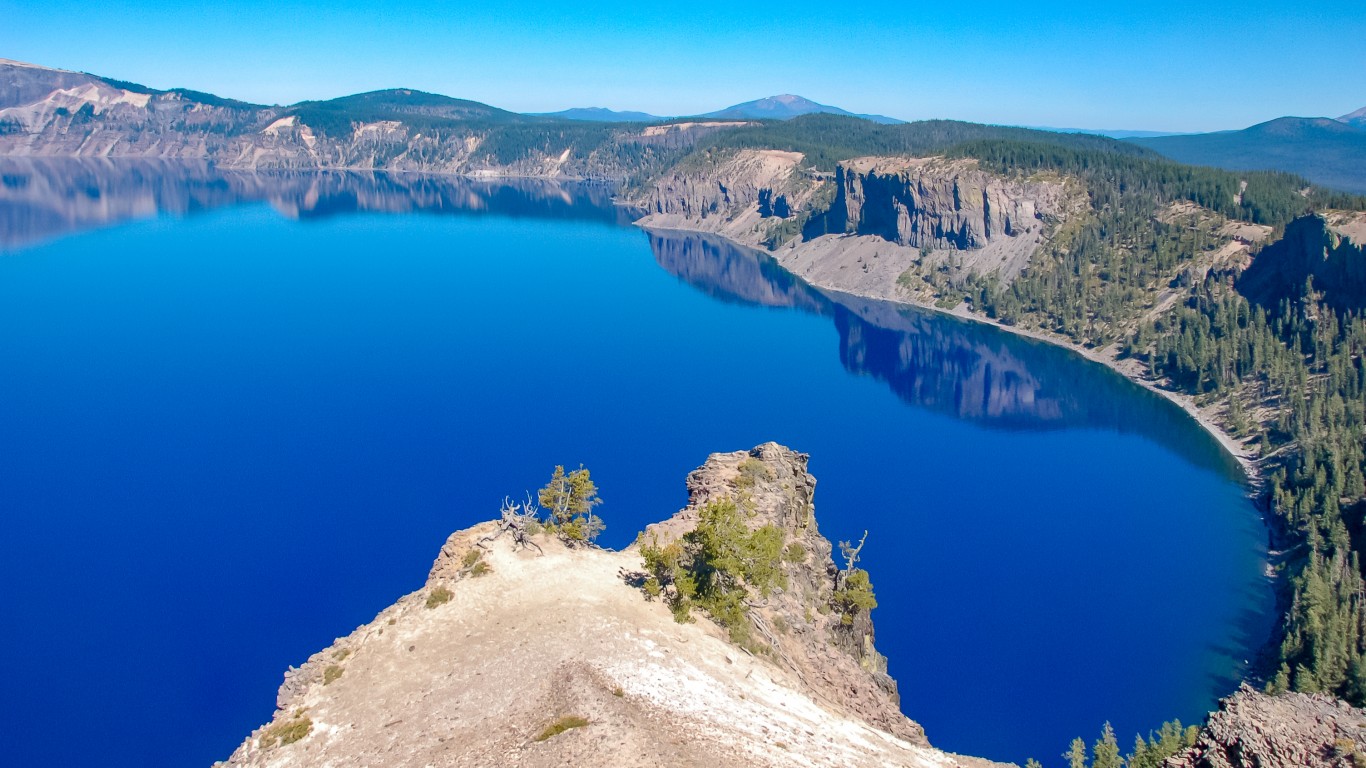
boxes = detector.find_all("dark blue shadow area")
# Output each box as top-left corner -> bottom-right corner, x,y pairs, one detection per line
0,163 -> 1272,767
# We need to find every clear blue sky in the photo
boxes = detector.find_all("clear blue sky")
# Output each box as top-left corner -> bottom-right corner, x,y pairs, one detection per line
2,0 -> 1362,132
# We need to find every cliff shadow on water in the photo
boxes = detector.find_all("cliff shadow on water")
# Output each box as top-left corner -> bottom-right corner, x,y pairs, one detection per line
646,228 -> 1247,481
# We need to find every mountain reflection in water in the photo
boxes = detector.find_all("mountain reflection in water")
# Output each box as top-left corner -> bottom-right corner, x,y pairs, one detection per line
0,158 -> 631,250
648,229 -> 1242,477
1,158 -> 1240,478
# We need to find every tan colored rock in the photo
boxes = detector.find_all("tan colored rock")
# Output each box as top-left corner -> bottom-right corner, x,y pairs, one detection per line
219,444 -> 1011,768
1166,684 -> 1366,768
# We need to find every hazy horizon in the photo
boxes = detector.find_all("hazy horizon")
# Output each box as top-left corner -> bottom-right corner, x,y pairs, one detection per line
2,0 -> 1362,133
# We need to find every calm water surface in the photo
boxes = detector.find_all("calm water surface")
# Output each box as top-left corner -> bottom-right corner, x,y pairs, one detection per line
0,162 -> 1272,766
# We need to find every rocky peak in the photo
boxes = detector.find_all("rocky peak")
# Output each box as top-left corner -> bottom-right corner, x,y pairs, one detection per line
638,442 -> 924,744
221,443 -> 1001,767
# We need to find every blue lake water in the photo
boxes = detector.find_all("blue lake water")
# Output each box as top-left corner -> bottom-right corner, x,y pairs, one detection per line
0,163 -> 1273,767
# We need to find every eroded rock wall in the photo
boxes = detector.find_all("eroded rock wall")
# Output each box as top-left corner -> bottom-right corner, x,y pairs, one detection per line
806,157 -> 1067,252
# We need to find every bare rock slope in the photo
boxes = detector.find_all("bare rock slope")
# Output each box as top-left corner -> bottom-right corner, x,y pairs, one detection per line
220,443 -> 1005,768
1166,684 -> 1366,768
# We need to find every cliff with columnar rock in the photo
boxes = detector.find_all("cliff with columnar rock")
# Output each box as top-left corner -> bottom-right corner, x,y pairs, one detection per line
218,444 -> 1006,768
630,149 -> 1086,308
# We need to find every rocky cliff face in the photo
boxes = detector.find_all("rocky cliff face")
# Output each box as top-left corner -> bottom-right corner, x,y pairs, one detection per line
632,151 -> 1081,310
806,157 -> 1067,254
630,148 -> 824,245
1166,684 -> 1366,768
220,444 -> 1005,768
1237,211 -> 1366,311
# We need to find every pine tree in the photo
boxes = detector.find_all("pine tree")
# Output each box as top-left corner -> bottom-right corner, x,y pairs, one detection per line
1092,723 -> 1120,768
1065,737 -> 1088,768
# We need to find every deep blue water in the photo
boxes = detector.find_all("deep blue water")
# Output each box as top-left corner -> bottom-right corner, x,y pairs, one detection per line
0,165 -> 1272,767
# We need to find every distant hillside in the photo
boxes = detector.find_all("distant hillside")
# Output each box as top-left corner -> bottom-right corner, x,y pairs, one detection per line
1341,106 -> 1366,128
1131,117 -> 1366,194
287,89 -> 529,136
533,107 -> 664,122
701,94 -> 904,125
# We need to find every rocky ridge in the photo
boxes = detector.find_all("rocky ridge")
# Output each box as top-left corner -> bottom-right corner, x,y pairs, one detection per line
220,443 -> 1005,768
0,59 -> 730,177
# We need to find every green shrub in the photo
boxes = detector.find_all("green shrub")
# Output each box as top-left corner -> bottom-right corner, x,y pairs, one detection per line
323,665 -> 343,685
425,585 -> 453,609
735,457 -> 774,488
461,549 -> 492,577
534,715 -> 589,742
637,499 -> 787,645
832,569 -> 878,625
782,541 -> 807,562
259,715 -> 312,748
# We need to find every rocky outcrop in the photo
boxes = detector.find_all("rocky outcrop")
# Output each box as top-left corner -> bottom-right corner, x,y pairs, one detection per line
1237,212 -> 1366,312
638,442 -> 921,744
1165,684 -> 1366,768
220,444 -> 1006,768
631,148 -> 823,245
806,157 -> 1064,251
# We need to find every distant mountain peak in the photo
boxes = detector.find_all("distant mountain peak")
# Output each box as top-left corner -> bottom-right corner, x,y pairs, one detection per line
701,94 -> 904,125
1340,106 -> 1366,127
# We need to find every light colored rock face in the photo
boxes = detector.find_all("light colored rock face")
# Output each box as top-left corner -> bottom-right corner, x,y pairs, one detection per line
825,157 -> 1067,253
0,61 -> 682,177
220,444 -> 1007,768
1165,685 -> 1366,768
634,152 -> 1081,309
1327,210 -> 1366,245
633,148 -> 822,245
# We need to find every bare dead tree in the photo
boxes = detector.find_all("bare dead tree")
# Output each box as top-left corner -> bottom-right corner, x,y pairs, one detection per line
835,530 -> 868,590
477,495 -> 544,555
